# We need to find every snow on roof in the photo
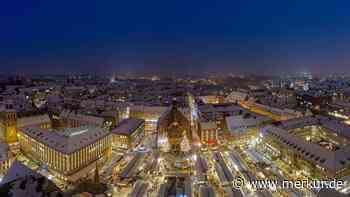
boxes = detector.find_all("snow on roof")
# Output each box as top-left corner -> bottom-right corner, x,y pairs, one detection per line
279,116 -> 318,129
111,118 -> 144,135
262,125 -> 350,173
1,160 -> 39,185
226,114 -> 270,132
0,160 -> 63,196
129,105 -> 168,114
60,110 -> 104,126
319,117 -> 350,139
20,125 -> 110,154
279,115 -> 350,139
199,103 -> 243,113
226,91 -> 248,101
17,114 -> 51,128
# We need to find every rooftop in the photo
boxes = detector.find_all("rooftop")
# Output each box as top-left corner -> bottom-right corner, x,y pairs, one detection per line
262,124 -> 350,173
1,160 -> 39,185
111,118 -> 144,135
17,114 -> 51,128
20,125 -> 110,154
279,115 -> 350,139
0,160 -> 63,196
60,109 -> 104,126
226,113 -> 271,132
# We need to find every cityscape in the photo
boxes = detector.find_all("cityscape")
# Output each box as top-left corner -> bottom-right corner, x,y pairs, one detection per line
0,73 -> 349,197
2,1 -> 350,197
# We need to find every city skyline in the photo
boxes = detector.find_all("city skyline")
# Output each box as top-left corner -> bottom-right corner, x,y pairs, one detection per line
1,1 -> 350,75
2,2 -> 350,195
0,67 -> 350,196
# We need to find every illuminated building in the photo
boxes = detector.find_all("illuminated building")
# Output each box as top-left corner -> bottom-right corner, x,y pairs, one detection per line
0,109 -> 18,144
225,90 -> 249,103
111,118 -> 145,150
18,126 -> 111,181
17,114 -> 52,129
296,91 -> 332,110
99,110 -> 119,128
198,121 -> 218,146
60,110 -> 105,128
0,142 -> 15,174
259,89 -> 297,109
129,105 -> 167,133
240,101 -> 303,121
157,101 -> 191,154
225,113 -> 270,142
261,116 -> 350,178
327,101 -> 350,122
198,103 -> 244,128
199,95 -> 224,104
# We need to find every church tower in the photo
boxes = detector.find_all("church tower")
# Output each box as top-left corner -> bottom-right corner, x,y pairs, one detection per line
0,107 -> 18,144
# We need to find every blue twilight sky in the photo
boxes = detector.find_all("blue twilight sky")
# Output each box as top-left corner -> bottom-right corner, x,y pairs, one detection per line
1,0 -> 350,75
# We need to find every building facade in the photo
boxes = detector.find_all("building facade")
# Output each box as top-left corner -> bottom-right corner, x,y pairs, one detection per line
18,126 -> 111,181
198,121 -> 218,146
111,118 -> 145,150
0,110 -> 18,144
0,142 -> 15,175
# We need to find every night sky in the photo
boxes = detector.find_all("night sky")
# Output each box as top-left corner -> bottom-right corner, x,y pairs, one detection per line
1,1 -> 350,75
